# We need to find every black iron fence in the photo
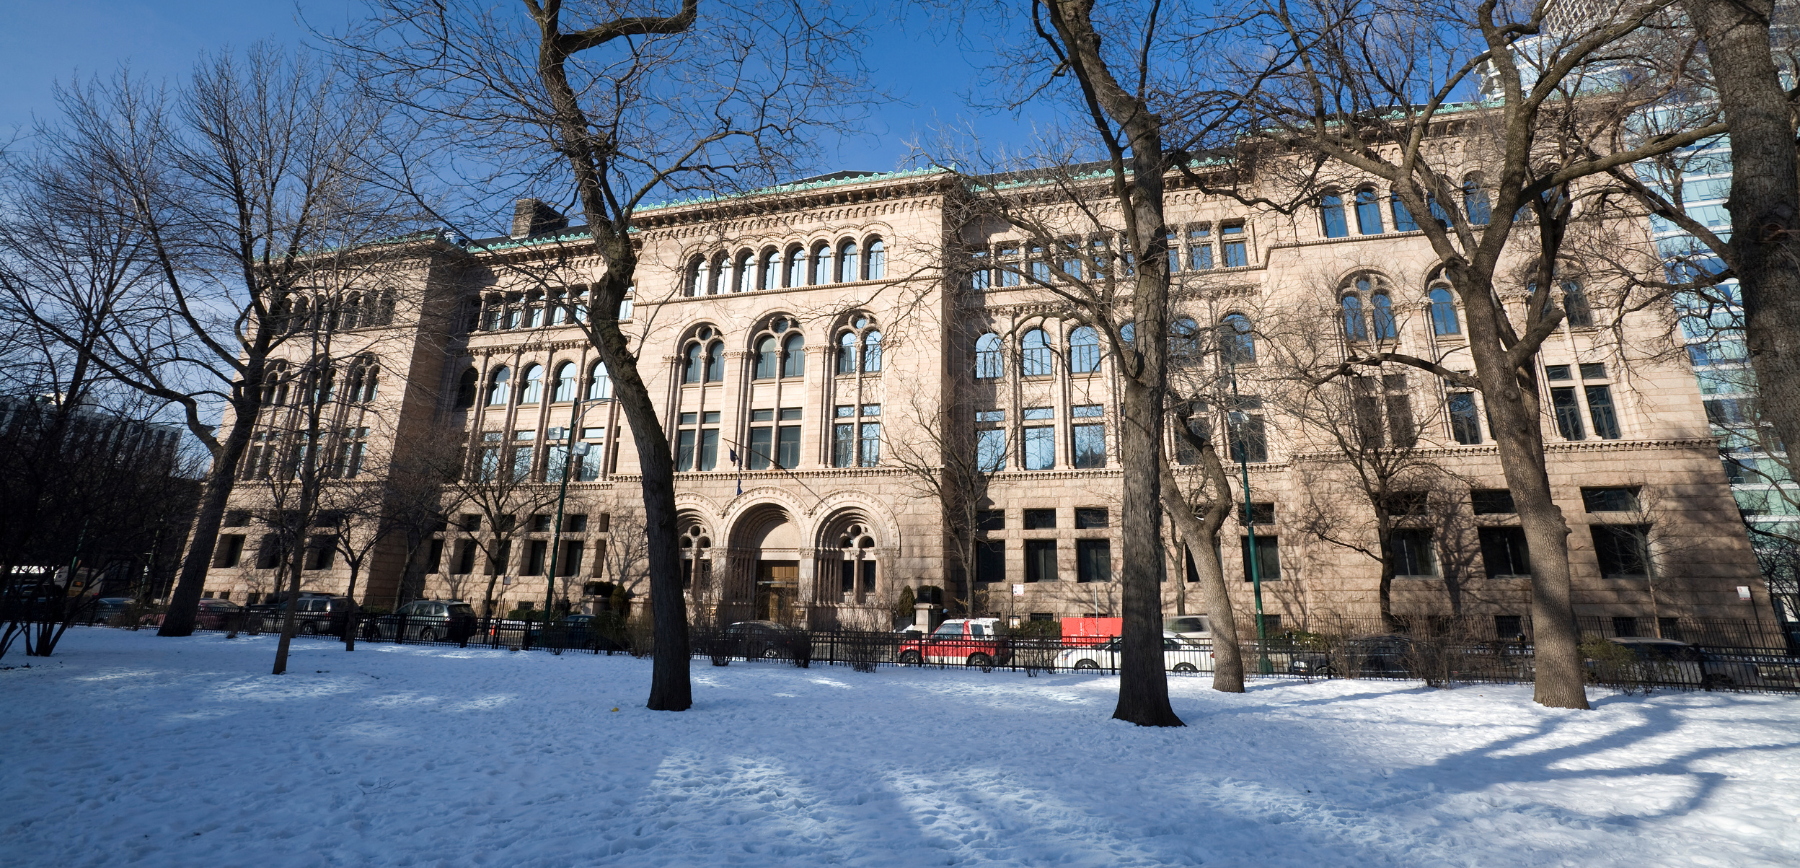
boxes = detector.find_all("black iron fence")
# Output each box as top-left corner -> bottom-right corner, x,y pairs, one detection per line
105,610 -> 1800,695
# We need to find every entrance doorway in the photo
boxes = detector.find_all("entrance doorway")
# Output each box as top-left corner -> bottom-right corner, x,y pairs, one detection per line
755,561 -> 799,623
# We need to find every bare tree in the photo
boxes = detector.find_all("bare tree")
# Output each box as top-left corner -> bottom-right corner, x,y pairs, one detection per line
34,47 -> 414,638
1191,0 -> 1738,708
424,430 -> 564,622
888,389 -> 1001,620
1160,403 -> 1248,692
339,0 -> 872,711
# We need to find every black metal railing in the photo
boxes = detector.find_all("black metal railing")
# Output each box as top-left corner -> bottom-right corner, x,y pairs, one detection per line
99,612 -> 1800,694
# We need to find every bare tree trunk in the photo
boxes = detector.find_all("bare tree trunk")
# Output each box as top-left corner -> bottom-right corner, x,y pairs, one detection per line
1686,0 -> 1800,467
1478,356 -> 1587,709
159,401 -> 256,636
1159,455 -> 1245,692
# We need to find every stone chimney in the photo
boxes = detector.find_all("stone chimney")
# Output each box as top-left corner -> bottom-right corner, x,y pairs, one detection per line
510,198 -> 569,239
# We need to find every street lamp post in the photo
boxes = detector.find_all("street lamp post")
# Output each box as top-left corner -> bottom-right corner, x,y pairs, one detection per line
1228,356 -> 1272,675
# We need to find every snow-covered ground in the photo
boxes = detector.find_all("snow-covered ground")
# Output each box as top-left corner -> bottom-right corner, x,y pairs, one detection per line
4,629 -> 1798,867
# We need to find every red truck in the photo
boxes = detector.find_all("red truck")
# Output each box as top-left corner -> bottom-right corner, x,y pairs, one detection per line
899,618 -> 1013,668
1062,617 -> 1123,648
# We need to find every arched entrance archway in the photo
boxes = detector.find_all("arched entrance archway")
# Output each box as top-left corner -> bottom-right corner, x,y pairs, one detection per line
726,504 -> 804,625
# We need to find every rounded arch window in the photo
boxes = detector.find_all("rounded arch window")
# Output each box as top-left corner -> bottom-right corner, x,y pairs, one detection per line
734,250 -> 755,293
760,248 -> 780,290
1169,316 -> 1201,363
346,357 -> 379,403
454,366 -> 478,409
486,365 -> 511,406
1341,295 -> 1368,341
551,362 -> 576,402
1428,286 -> 1460,336
837,332 -> 858,375
781,333 -> 806,378
1463,174 -> 1492,225
683,344 -> 705,384
1320,190 -> 1348,238
685,256 -> 704,297
784,246 -> 805,288
1221,313 -> 1255,365
865,237 -> 886,279
1070,325 -> 1100,373
810,241 -> 833,285
837,239 -> 860,282
863,330 -> 882,373
975,332 -> 1002,379
519,364 -> 544,404
755,336 -> 780,379
1371,292 -> 1397,340
587,361 -> 612,400
1021,328 -> 1053,377
1355,187 -> 1384,234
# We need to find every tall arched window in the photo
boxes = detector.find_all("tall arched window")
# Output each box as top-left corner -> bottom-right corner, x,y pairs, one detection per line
785,247 -> 804,287
1341,296 -> 1368,341
1169,316 -> 1201,363
345,358 -> 378,403
761,249 -> 779,290
1021,328 -> 1052,377
1372,293 -> 1397,340
486,366 -> 511,406
866,238 -> 886,279
378,289 -> 397,324
587,362 -> 612,400
837,332 -> 858,374
520,364 -> 544,404
735,251 -> 754,293
1563,280 -> 1594,327
863,330 -> 882,373
1320,191 -> 1349,238
455,366 -> 478,409
1428,287 -> 1461,335
1070,325 -> 1100,374
552,362 -> 576,402
838,240 -> 859,282
781,334 -> 806,378
705,342 -> 724,382
975,333 -> 1002,379
1391,191 -> 1420,231
683,344 -> 705,383
755,336 -> 780,379
1355,188 -> 1384,234
1221,314 -> 1256,364
685,257 -> 704,297
1463,175 -> 1492,225
811,242 -> 832,285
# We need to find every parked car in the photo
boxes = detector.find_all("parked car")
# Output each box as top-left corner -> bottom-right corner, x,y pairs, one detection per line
722,620 -> 803,659
1588,637 -> 1781,690
151,598 -> 243,630
531,614 -> 624,652
898,618 -> 1012,668
89,597 -> 134,624
381,600 -> 479,642
247,593 -> 346,633
1289,636 -> 1414,678
1163,615 -> 1213,641
1054,631 -> 1214,674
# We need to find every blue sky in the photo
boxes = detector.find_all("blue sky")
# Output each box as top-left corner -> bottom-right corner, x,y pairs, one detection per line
0,0 -> 1044,176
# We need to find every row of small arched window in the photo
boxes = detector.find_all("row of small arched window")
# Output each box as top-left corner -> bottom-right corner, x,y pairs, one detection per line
456,360 -> 613,409
273,290 -> 398,335
680,320 -> 884,384
972,316 -> 1256,379
685,235 -> 887,296
257,357 -> 380,408
1337,276 -> 1589,342
1320,177 -> 1492,239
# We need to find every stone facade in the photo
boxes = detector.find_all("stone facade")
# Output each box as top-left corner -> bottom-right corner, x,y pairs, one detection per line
199,165 -> 1776,637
